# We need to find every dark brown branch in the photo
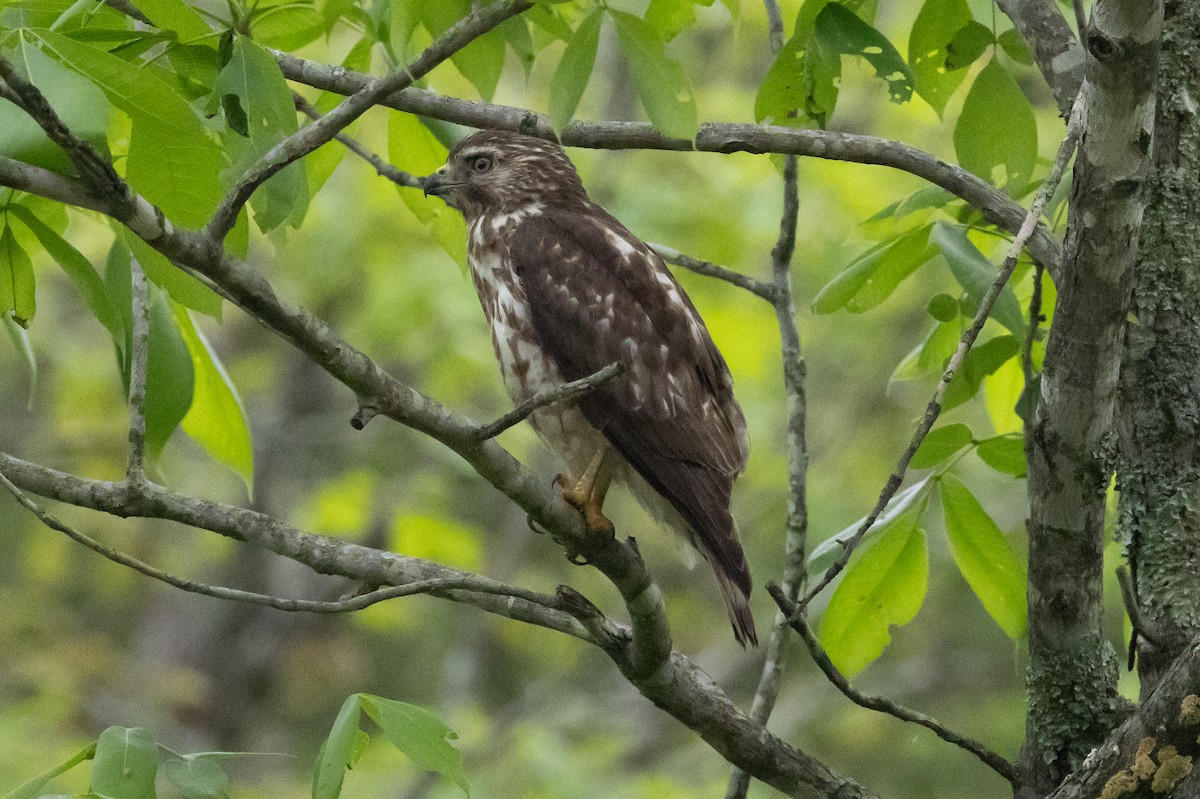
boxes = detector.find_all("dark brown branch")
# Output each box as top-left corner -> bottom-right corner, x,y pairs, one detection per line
475,362 -> 625,441
207,0 -> 532,239
798,95 -> 1083,614
270,51 -> 1063,277
767,584 -> 1021,785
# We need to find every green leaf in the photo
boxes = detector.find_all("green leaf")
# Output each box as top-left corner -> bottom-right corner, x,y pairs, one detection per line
90,727 -> 158,799
162,757 -> 230,799
387,111 -> 468,271
819,499 -> 928,677
944,20 -> 993,70
646,0 -> 695,41
927,292 -> 958,322
932,222 -> 1026,336
421,0 -> 506,101
953,58 -> 1037,193
984,352 -> 1025,434
136,0 -> 211,42
911,422 -> 973,468
0,33 -> 111,174
976,434 -> 1027,477
813,3 -> 914,105
753,30 -> 806,125
252,5 -> 326,50
3,310 -> 36,406
889,318 -> 958,384
312,695 -> 364,799
7,203 -> 124,358
548,8 -> 602,131
0,741 -> 95,799
173,303 -> 254,493
997,28 -> 1033,65
144,281 -> 196,459
215,34 -> 308,233
0,225 -> 36,326
943,335 -> 1020,410
29,28 -> 225,227
907,0 -> 972,116
123,230 -> 223,318
812,224 -> 935,314
611,10 -> 698,140
359,695 -> 469,796
808,477 -> 931,576
938,473 -> 1027,637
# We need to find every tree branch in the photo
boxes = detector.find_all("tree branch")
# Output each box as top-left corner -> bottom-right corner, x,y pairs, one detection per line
0,467 -> 554,615
0,450 -> 589,638
799,94 -> 1083,615
207,0 -> 532,240
126,256 -> 150,484
650,243 -> 777,302
293,92 -> 422,189
475,362 -> 625,441
270,51 -> 1063,277
994,0 -> 1085,115
767,584 -> 1021,785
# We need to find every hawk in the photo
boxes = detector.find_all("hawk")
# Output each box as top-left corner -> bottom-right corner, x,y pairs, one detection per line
424,130 -> 755,646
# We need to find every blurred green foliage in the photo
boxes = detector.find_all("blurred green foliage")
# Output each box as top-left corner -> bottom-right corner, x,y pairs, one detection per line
0,0 -> 1136,796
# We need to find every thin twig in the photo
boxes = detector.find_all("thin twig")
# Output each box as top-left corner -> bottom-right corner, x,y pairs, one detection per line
293,92 -> 422,189
0,468 -> 554,613
207,0 -> 532,240
475,362 -> 625,440
1116,565 -> 1165,648
796,93 -> 1084,615
767,583 -> 1021,785
126,256 -> 150,484
726,5 -> 808,793
1073,0 -> 1088,36
651,244 -> 776,302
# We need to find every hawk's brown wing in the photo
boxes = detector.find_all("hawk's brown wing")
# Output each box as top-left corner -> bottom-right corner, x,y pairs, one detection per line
509,209 -> 753,632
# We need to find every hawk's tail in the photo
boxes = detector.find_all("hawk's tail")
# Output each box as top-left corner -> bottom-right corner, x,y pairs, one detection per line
713,566 -> 757,648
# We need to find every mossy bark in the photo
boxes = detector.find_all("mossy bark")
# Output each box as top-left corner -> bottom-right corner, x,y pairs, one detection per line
1117,0 -> 1200,697
1020,0 -> 1162,793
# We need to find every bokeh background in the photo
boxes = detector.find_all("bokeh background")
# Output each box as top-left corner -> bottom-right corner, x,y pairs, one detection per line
0,0 -> 1133,796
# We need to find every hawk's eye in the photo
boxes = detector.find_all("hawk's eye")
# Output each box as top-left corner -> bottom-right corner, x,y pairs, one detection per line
469,155 -> 494,174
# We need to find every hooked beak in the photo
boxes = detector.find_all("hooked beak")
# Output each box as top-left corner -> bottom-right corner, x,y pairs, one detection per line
422,170 -> 460,199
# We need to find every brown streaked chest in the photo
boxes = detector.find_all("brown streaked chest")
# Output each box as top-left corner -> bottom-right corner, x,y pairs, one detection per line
467,209 -> 559,403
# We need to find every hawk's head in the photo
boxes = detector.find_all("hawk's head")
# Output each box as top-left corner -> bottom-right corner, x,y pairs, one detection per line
423,130 -> 588,219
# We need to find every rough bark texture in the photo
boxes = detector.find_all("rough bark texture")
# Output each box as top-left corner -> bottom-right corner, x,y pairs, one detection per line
994,0 -> 1085,115
1020,0 -> 1163,793
1117,0 -> 1200,698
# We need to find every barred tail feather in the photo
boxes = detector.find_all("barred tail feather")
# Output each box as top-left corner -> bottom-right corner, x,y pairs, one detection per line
714,566 -> 757,648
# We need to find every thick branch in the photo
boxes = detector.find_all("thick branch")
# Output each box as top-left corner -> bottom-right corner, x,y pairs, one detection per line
207,0 -> 532,239
1019,0 -> 1162,791
0,451 -> 587,638
1046,638 -> 1200,799
271,52 -> 1063,277
994,0 -> 1085,115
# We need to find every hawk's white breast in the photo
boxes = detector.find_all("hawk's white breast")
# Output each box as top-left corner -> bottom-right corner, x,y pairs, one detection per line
467,211 -> 608,480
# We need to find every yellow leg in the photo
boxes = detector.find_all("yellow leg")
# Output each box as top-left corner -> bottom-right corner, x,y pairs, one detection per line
561,448 -> 614,536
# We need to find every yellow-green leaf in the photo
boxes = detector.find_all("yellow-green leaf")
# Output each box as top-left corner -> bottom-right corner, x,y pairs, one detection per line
820,499 -> 928,677
611,10 -> 697,140
173,303 -> 254,493
0,225 -> 36,326
938,473 -> 1027,637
